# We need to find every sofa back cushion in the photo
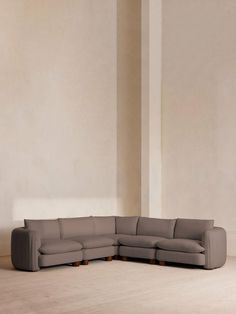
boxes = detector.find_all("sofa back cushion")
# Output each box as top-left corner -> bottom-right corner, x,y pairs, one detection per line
116,216 -> 139,235
174,218 -> 214,240
59,217 -> 94,239
94,216 -> 116,235
137,217 -> 176,238
24,219 -> 60,240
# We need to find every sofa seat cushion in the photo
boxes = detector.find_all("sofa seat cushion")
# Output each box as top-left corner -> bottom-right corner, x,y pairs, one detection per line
100,234 -> 128,245
72,235 -> 114,249
157,239 -> 205,253
39,239 -> 82,255
119,235 -> 166,248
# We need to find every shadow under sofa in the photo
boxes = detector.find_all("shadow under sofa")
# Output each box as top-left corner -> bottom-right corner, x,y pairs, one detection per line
11,216 -> 227,271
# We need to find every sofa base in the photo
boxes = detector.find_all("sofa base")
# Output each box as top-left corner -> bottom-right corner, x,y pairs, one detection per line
114,246 -> 119,256
119,246 -> 156,260
39,251 -> 83,268
156,250 -> 205,266
82,246 -> 115,261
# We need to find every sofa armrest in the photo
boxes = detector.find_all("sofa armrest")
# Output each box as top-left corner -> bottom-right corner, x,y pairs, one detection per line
202,227 -> 227,269
11,227 -> 41,271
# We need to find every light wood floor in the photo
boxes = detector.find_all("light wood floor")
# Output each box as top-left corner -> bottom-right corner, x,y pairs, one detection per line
0,256 -> 236,314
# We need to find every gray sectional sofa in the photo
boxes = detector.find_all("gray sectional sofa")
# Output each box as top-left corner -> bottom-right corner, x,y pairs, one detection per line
11,216 -> 227,271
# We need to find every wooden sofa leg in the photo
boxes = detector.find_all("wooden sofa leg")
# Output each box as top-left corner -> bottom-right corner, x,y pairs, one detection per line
149,259 -> 156,265
82,260 -> 89,265
159,261 -> 166,266
121,256 -> 128,261
72,261 -> 80,267
105,256 -> 113,261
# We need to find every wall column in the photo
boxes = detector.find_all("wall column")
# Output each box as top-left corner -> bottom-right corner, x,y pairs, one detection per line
141,0 -> 162,217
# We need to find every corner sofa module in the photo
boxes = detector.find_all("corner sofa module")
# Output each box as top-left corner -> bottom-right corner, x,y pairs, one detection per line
11,215 -> 227,271
119,217 -> 176,263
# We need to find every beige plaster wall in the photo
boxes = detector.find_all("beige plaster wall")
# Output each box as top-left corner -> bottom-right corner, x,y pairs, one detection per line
0,0 -> 141,256
162,0 -> 236,256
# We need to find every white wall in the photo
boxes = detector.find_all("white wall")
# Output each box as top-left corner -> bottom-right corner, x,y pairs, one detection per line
0,0 -> 141,256
162,0 -> 236,256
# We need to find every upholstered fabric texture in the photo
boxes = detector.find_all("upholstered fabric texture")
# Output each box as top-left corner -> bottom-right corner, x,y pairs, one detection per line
115,216 -> 139,235
157,239 -> 205,253
156,250 -> 205,266
39,239 -> 82,255
202,227 -> 227,269
59,217 -> 94,239
99,234 -> 127,245
24,219 -> 60,240
137,217 -> 176,238
83,246 -> 116,260
174,218 -> 214,240
71,235 -> 114,249
93,216 -> 116,235
119,235 -> 165,248
119,246 -> 156,259
11,227 -> 41,271
39,251 -> 83,267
